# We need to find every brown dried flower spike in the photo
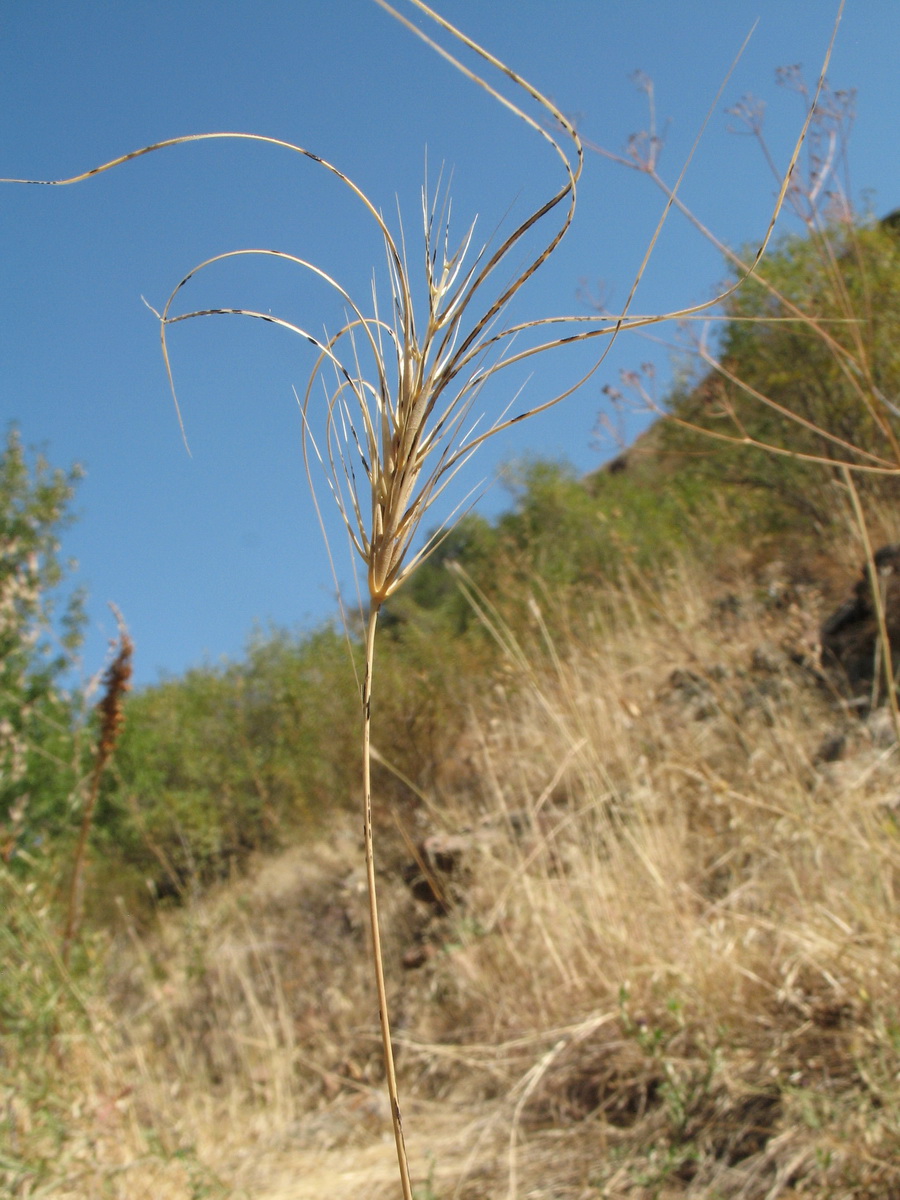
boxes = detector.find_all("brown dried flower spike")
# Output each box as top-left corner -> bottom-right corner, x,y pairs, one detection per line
62,604 -> 133,965
94,607 -> 134,768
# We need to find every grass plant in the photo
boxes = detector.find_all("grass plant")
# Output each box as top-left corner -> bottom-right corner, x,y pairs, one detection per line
2,3 -> 845,1194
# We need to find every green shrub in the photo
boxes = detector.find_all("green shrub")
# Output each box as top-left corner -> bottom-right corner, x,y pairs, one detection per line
0,427 -> 86,867
102,624 -> 360,900
662,219 -> 900,533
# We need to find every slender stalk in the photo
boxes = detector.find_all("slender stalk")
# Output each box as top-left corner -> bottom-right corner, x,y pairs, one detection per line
841,465 -> 900,740
362,601 -> 413,1199
62,611 -> 133,966
61,750 -> 105,967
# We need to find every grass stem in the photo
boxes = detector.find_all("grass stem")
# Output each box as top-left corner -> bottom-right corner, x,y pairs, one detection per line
362,601 -> 413,1199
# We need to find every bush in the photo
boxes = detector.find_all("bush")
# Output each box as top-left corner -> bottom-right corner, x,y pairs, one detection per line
661,218 -> 900,534
0,427 -> 86,866
102,624 -> 361,900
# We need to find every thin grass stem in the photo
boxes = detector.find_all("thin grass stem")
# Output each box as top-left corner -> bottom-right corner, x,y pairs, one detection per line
362,601 -> 413,1198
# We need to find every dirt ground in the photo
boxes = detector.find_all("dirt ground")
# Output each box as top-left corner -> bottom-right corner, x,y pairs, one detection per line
240,1102 -> 509,1200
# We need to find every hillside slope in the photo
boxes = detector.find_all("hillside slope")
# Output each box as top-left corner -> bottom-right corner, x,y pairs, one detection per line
7,550 -> 900,1199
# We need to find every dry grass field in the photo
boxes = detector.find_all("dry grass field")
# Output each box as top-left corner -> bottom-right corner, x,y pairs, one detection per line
6,549 -> 900,1198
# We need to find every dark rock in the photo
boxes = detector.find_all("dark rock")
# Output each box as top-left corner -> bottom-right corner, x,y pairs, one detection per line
815,731 -> 847,764
402,943 -> 435,970
662,668 -> 720,720
821,544 -> 900,697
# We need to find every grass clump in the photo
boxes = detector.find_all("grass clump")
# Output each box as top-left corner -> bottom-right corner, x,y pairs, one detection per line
388,558 -> 900,1196
1,868 -> 231,1199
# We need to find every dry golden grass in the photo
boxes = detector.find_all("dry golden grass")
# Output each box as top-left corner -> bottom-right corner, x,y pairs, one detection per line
7,550 -> 900,1197
400,556 -> 900,1196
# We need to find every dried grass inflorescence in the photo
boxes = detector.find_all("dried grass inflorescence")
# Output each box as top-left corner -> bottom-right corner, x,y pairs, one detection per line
94,607 -> 134,769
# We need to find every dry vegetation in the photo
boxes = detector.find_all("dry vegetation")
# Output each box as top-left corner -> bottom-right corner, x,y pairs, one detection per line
6,548 -> 900,1198
7,5 -> 899,1197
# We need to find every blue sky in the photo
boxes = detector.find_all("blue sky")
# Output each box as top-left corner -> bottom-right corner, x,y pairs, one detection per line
2,1 -> 897,687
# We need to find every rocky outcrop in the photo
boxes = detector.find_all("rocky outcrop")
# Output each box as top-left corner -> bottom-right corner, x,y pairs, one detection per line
821,544 -> 900,698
